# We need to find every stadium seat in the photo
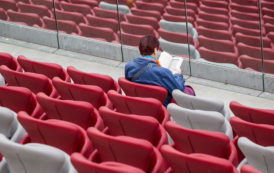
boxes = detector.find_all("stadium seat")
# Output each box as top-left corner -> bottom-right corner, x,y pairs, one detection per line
232,24 -> 262,37
102,0 -> 128,5
126,14 -> 159,30
18,111 -> 93,157
231,10 -> 259,21
99,106 -> 168,149
199,4 -> 228,15
230,3 -> 258,14
31,0 -> 57,9
167,103 -> 233,140
141,0 -> 168,6
135,1 -> 164,14
0,134 -> 77,173
238,55 -> 274,74
162,13 -> 195,24
238,42 -> 274,60
268,31 -> 274,43
36,92 -> 104,130
230,116 -> 274,146
240,165 -> 262,173
172,89 -> 232,120
52,77 -> 113,109
198,11 -> 229,24
230,101 -> 274,125
196,18 -> 229,31
169,1 -> 198,12
43,16 -> 80,35
93,7 -> 126,21
70,0 -> 98,8
17,55 -> 70,82
200,0 -> 229,9
265,23 -> 274,34
160,145 -> 238,173
165,121 -> 238,166
86,15 -> 119,32
237,137 -> 274,173
71,153 -> 145,173
159,38 -> 200,59
235,33 -> 271,48
60,1 -> 92,16
118,77 -> 168,104
18,2 -> 52,18
231,17 -> 262,31
197,25 -> 233,41
158,28 -> 196,46
0,8 -> 8,20
159,19 -> 198,41
0,106 -> 26,142
99,1 -> 130,15
165,6 -> 196,19
120,31 -> 143,47
198,47 -> 238,65
231,0 -> 257,6
0,52 -> 22,71
131,8 -> 161,20
87,127 -> 167,173
7,10 -> 44,27
79,23 -> 119,42
121,21 -> 158,38
67,66 -> 121,93
0,0 -> 18,11
55,10 -> 87,25
0,65 -> 59,98
107,90 -> 170,125
261,1 -> 274,10
0,86 -> 42,118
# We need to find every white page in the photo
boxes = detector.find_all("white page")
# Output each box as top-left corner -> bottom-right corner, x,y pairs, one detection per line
158,51 -> 173,69
169,57 -> 183,74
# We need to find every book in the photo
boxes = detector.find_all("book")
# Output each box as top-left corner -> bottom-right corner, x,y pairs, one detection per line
158,51 -> 183,74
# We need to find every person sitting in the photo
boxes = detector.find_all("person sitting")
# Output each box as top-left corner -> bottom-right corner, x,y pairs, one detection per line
125,35 -> 195,107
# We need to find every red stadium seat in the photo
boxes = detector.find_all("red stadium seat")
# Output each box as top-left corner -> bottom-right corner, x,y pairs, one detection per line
135,1 -> 164,14
265,23 -> 274,34
126,14 -> 159,30
230,3 -> 258,14
120,32 -> 143,47
231,10 -> 259,21
87,127 -> 167,173
79,23 -> 119,42
43,16 -> 80,35
0,8 -> 7,20
141,0 -> 168,6
52,77 -> 112,109
67,66 -> 121,93
86,14 -> 119,32
32,0 -> 58,9
121,21 -> 158,38
198,47 -> 238,65
55,10 -> 86,25
238,55 -> 274,74
200,0 -> 229,9
232,24 -> 262,37
60,1 -> 92,16
70,0 -> 98,8
199,4 -> 228,15
103,0 -> 127,5
36,92 -> 104,130
268,31 -> 274,43
93,7 -> 126,21
238,42 -> 274,60
17,2 -> 52,18
196,18 -> 229,31
231,0 -> 257,6
118,77 -> 168,104
263,15 -> 274,26
235,33 -> 271,48
0,52 -> 22,71
107,90 -> 170,125
0,86 -> 42,118
165,121 -> 238,166
0,0 -> 18,11
169,1 -> 198,12
160,145 -> 238,173
71,153 -> 145,173
131,8 -> 161,20
197,26 -> 233,41
198,11 -> 229,24
0,65 -> 59,97
99,106 -> 168,149
18,111 -> 93,157
162,13 -> 195,23
158,28 -> 196,46
262,1 -> 274,10
262,8 -> 274,18
7,10 -> 44,27
230,101 -> 274,125
240,165 -> 262,173
17,55 -> 70,82
165,6 -> 195,18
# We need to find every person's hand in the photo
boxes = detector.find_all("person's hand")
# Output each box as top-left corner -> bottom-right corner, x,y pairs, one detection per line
173,68 -> 181,74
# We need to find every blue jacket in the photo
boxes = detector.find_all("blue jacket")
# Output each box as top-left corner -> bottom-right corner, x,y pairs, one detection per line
125,57 -> 185,106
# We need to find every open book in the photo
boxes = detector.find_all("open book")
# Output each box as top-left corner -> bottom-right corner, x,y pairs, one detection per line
158,51 -> 184,74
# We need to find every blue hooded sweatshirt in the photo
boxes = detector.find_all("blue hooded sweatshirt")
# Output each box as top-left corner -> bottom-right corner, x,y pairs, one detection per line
125,57 -> 185,106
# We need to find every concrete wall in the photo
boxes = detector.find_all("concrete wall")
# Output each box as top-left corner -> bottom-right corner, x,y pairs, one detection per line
0,20 -> 273,93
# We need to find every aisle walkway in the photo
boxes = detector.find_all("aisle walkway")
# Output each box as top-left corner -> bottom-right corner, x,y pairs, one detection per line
1,36 -> 274,111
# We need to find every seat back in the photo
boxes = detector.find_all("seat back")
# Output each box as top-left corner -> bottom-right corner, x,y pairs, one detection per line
107,90 -> 167,123
0,134 -> 75,173
87,127 -> 165,173
230,116 -> 274,146
0,52 -> 21,71
18,111 -> 92,156
86,14 -> 119,32
160,145 -> 237,173
71,153 -> 145,173
230,101 -> 274,125
67,66 -> 120,93
52,77 -> 109,109
99,1 -> 130,15
0,65 -> 54,96
0,106 -> 17,138
118,77 -> 168,104
17,55 -> 69,81
93,7 -> 125,21
0,86 -> 36,114
99,106 -> 167,147
240,165 -> 262,173
165,121 -> 232,159
126,14 -> 159,30
55,10 -> 86,24
36,93 -> 103,130
238,137 -> 274,173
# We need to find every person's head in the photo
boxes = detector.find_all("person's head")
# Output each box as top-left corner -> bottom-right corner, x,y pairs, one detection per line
139,35 -> 160,57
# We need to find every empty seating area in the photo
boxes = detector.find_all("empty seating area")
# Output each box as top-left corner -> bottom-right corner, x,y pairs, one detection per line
0,0 -> 273,74
0,52 -> 274,173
